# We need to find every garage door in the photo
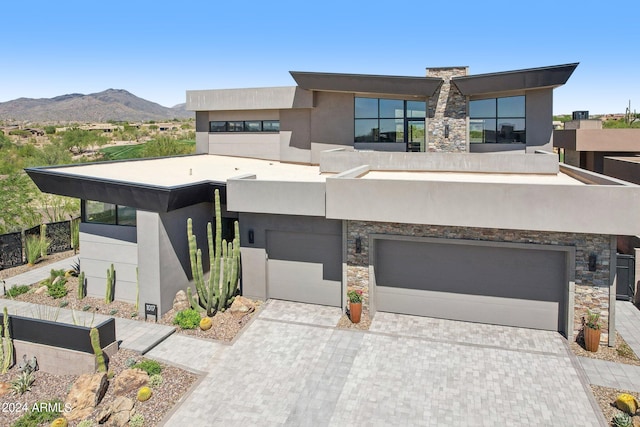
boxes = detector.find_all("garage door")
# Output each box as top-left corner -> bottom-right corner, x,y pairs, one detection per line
266,230 -> 341,307
374,238 -> 567,333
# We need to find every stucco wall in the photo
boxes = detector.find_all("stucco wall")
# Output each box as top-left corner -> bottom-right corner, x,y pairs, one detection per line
310,91 -> 355,147
137,202 -> 214,316
525,88 -> 554,152
346,221 -> 613,342
79,223 -> 138,303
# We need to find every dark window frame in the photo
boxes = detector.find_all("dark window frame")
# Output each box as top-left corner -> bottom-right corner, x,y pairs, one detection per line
208,120 -> 280,133
354,97 -> 426,143
469,96 -> 526,144
81,200 -> 137,227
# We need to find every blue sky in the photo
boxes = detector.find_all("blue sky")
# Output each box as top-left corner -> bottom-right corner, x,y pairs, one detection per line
1,0 -> 638,114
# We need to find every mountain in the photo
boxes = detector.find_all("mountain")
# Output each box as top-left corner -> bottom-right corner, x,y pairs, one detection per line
0,89 -> 193,123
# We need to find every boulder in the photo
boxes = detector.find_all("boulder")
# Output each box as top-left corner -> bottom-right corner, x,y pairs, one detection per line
97,396 -> 135,427
0,382 -> 11,397
65,372 -> 108,421
34,285 -> 48,295
173,290 -> 190,312
229,296 -> 255,316
113,368 -> 149,396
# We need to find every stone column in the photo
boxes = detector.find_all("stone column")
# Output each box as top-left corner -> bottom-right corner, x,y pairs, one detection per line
426,67 -> 468,152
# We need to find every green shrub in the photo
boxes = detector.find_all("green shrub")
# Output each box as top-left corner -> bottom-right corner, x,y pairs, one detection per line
47,281 -> 68,299
77,420 -> 94,427
173,308 -> 201,329
149,374 -> 163,387
132,359 -> 162,376
129,413 -> 144,427
25,235 -> 49,265
11,399 -> 63,427
43,126 -> 56,135
5,285 -> 30,298
10,371 -> 35,395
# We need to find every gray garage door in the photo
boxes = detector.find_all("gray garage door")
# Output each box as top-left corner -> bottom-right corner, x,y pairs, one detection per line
374,239 -> 567,333
266,230 -> 341,307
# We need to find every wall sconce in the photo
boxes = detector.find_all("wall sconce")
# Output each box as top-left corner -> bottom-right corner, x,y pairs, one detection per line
355,237 -> 362,254
588,253 -> 597,272
248,229 -> 254,244
444,123 -> 450,139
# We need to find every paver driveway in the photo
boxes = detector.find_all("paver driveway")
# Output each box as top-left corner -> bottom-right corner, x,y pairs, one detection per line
159,300 -> 604,426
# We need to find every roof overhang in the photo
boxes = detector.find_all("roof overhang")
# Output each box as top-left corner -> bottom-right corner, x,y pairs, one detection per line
290,71 -> 443,97
25,165 -> 226,213
451,63 -> 579,96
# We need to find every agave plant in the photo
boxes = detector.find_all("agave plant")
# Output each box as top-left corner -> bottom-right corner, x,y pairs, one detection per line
11,371 -> 35,395
613,412 -> 633,427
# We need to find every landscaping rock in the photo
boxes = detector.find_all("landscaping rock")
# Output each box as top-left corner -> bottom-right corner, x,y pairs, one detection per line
34,285 -> 48,295
97,396 -> 135,427
65,372 -> 108,421
633,418 -> 640,427
113,368 -> 149,396
229,296 -> 255,316
0,382 -> 11,397
172,290 -> 190,312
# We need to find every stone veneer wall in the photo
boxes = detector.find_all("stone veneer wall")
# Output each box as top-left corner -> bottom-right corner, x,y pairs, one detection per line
426,67 -> 468,152
346,221 -> 613,342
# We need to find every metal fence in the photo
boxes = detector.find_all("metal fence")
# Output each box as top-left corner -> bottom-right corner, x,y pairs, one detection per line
0,218 -> 78,270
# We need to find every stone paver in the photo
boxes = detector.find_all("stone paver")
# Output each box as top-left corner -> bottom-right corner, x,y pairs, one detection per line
1,256 -> 79,293
164,305 -> 603,427
616,301 -> 640,357
579,357 -> 640,392
258,299 -> 343,327
370,311 -> 566,355
146,334 -> 226,371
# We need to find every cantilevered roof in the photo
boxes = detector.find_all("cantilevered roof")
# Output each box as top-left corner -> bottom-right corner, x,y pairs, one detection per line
25,155 -> 325,213
451,63 -> 579,95
290,71 -> 443,97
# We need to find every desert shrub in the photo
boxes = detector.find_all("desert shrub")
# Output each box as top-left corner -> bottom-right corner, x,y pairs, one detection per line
132,359 -> 162,376
43,126 -> 56,135
5,285 -> 30,298
10,371 -> 35,395
173,308 -> 201,330
129,414 -> 144,427
25,235 -> 49,265
11,399 -> 63,427
47,281 -> 68,299
149,374 -> 163,387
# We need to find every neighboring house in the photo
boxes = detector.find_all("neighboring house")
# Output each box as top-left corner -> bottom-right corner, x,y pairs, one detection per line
25,63 -> 640,348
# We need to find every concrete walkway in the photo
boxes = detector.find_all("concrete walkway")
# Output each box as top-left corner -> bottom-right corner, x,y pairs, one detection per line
1,255 -> 80,293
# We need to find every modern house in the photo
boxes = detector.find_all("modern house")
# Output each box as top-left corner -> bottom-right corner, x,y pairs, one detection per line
26,63 -> 640,347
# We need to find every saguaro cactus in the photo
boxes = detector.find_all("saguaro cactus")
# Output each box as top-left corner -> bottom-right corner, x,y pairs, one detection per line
90,327 -> 106,373
1,306 -> 14,373
187,189 -> 240,316
77,271 -> 86,299
105,264 -> 115,303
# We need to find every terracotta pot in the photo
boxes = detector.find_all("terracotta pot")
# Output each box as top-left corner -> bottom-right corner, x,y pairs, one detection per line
350,302 -> 362,324
583,326 -> 601,352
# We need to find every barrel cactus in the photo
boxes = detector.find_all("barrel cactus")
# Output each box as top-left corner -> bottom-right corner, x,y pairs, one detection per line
199,317 -> 212,331
137,386 -> 152,402
50,418 -> 68,427
613,412 -> 633,427
615,393 -> 639,415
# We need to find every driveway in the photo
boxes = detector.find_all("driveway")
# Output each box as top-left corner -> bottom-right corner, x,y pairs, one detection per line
158,300 -> 604,426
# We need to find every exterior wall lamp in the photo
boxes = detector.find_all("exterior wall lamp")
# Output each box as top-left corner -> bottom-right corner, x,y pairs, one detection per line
588,253 -> 597,272
248,229 -> 254,244
444,123 -> 450,139
355,237 -> 362,254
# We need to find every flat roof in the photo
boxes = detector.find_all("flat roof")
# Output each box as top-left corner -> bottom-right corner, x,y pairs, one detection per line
47,154 -> 326,185
361,170 -> 585,185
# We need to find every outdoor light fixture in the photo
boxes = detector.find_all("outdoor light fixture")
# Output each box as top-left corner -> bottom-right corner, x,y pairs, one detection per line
588,254 -> 597,272
444,123 -> 450,139
248,229 -> 255,244
355,237 -> 362,254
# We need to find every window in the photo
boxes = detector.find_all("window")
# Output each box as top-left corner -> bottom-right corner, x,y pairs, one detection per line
354,97 -> 426,143
469,96 -> 525,143
83,200 -> 136,226
209,120 -> 280,133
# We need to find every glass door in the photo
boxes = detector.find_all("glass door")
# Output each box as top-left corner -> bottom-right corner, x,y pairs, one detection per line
407,119 -> 425,152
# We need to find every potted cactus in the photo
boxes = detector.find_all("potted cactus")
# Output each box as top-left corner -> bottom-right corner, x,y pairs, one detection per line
583,309 -> 601,352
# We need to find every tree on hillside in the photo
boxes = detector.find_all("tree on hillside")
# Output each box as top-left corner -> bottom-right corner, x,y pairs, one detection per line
0,173 -> 39,234
54,128 -> 109,154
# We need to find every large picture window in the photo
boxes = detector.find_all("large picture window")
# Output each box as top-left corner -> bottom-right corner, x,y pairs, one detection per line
469,96 -> 525,144
209,120 -> 279,133
354,98 -> 426,143
83,200 -> 136,226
